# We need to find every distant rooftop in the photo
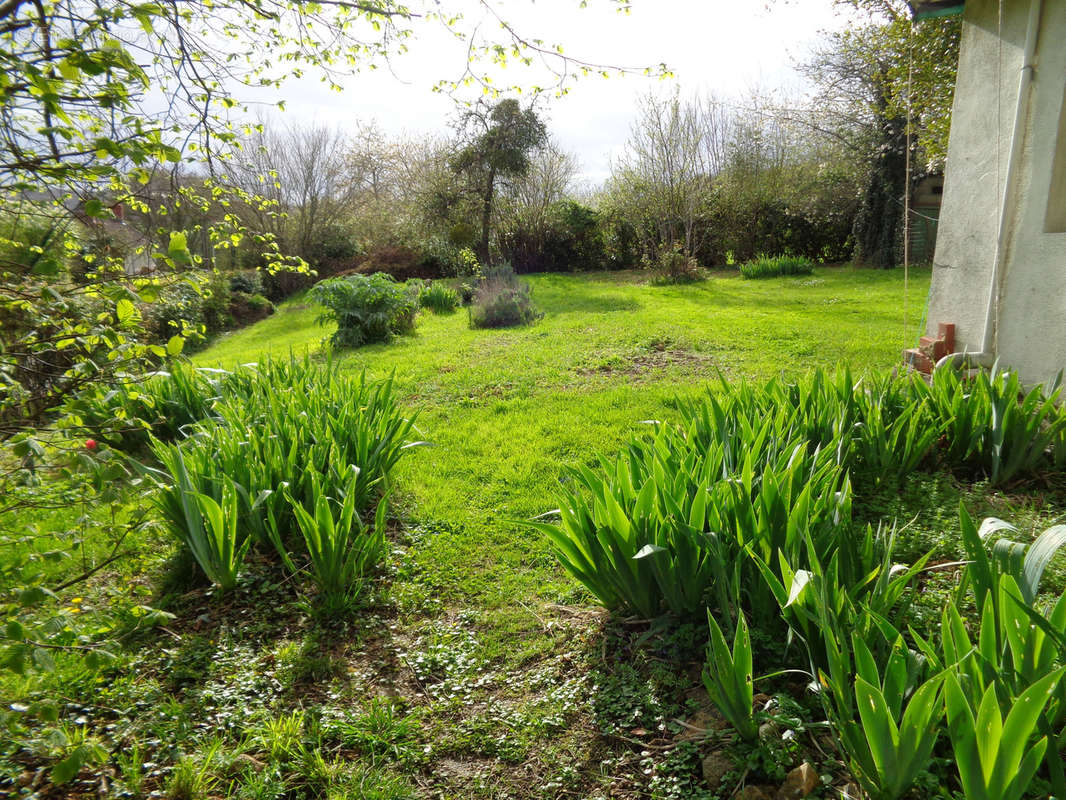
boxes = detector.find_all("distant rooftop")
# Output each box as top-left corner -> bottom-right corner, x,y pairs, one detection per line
909,0 -> 965,20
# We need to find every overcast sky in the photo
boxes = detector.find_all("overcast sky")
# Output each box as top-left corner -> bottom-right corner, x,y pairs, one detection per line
245,0 -> 849,186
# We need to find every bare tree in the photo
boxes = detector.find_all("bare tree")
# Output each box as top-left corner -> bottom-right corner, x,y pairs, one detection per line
282,125 -> 358,260
608,90 -> 720,259
601,85 -> 864,265
499,139 -> 579,230
225,121 -> 358,265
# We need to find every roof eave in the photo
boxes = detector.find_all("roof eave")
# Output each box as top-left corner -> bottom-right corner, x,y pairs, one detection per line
909,1 -> 965,20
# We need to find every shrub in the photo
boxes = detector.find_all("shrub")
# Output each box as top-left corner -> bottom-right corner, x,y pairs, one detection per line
468,265 -> 541,329
497,200 -> 609,274
307,222 -> 362,274
262,266 -> 315,302
145,274 -> 269,348
310,273 -> 418,348
649,243 -> 702,284
229,269 -> 265,296
414,237 -> 465,277
228,291 -> 274,325
143,282 -> 206,348
0,211 -> 70,278
447,221 -> 476,249
404,278 -> 426,303
458,281 -> 476,305
456,247 -> 482,278
739,254 -> 814,279
359,244 -> 437,281
200,271 -> 233,333
601,213 -> 640,271
1,289 -> 113,423
419,281 -> 460,314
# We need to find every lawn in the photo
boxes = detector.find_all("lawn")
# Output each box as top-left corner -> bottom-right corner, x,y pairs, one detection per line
196,267 -> 933,609
7,265 -> 1066,799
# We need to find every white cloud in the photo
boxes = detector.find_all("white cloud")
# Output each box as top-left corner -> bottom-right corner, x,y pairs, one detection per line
242,0 -> 846,185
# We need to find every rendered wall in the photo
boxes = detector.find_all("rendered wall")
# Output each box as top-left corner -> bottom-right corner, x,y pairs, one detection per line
996,0 -> 1066,382
926,0 -> 1066,383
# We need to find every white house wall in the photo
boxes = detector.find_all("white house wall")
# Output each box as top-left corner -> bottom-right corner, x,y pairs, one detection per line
996,0 -> 1066,382
927,0 -> 1066,383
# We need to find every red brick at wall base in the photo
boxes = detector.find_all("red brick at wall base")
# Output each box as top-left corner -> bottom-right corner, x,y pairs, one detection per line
909,321 -> 957,372
903,348 -> 935,374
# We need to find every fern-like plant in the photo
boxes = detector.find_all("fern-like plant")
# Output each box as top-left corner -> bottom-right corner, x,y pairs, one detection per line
310,273 -> 417,347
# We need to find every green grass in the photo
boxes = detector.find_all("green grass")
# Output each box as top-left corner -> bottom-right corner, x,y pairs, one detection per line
15,264 -> 1066,799
196,268 -> 931,607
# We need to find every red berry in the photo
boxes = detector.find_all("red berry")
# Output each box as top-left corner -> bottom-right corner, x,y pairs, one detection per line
85,439 -> 98,451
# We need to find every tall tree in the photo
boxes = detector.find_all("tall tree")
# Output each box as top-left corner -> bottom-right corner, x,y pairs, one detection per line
452,98 -> 548,264
803,3 -> 960,267
0,0 -> 657,432
607,91 -> 720,260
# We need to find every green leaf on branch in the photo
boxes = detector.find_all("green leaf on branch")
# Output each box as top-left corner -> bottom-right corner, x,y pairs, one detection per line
115,298 -> 135,324
51,748 -> 86,785
1,644 -> 30,674
166,335 -> 185,356
32,647 -> 56,672
167,231 -> 192,266
19,586 -> 53,607
5,620 -> 25,641
84,649 -> 118,670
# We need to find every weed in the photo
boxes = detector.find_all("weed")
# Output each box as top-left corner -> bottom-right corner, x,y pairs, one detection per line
403,620 -> 487,703
419,281 -> 461,314
166,738 -> 223,800
739,254 -> 814,279
326,698 -> 422,766
114,743 -> 147,795
255,711 -> 305,762
339,763 -> 417,799
33,722 -> 109,786
644,741 -> 717,799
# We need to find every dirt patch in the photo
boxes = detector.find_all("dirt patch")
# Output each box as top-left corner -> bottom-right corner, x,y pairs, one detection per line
575,348 -> 716,378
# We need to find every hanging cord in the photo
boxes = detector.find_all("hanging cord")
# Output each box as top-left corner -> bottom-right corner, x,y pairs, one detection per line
994,0 -> 1003,353
903,17 -> 914,351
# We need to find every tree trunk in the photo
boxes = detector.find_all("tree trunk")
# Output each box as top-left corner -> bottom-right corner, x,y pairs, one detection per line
853,102 -> 908,269
478,166 -> 496,266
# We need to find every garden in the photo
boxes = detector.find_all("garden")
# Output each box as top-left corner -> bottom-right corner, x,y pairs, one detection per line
0,0 -> 1029,795
5,263 -> 1066,800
